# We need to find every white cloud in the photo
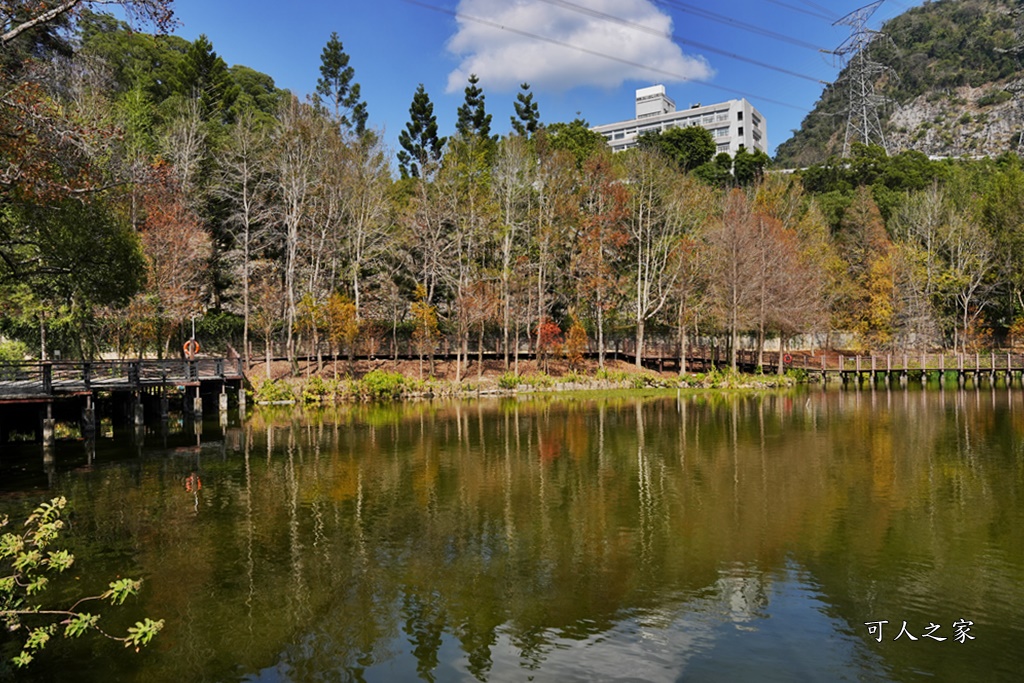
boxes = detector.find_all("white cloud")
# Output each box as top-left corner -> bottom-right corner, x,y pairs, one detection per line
445,0 -> 713,93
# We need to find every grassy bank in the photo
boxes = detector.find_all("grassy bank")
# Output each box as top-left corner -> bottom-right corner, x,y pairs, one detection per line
246,357 -> 799,405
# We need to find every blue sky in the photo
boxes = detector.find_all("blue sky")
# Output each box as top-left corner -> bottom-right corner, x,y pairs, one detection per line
164,0 -> 923,158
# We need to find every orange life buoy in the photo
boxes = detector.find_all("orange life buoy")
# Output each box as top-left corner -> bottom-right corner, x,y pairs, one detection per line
184,339 -> 200,357
783,353 -> 793,365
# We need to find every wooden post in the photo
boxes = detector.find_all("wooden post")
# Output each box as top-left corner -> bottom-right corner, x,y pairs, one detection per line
133,391 -> 144,426
42,402 -> 55,447
81,393 -> 95,435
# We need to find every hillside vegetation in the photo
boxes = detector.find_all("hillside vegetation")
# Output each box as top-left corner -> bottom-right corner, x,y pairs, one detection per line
776,0 -> 1022,167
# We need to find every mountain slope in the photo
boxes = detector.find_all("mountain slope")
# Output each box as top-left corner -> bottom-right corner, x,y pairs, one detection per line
775,0 -> 1022,167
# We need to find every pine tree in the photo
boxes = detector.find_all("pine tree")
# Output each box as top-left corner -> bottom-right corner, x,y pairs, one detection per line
455,73 -> 493,140
397,84 -> 446,179
173,34 -> 237,122
511,82 -> 540,137
315,31 -> 368,135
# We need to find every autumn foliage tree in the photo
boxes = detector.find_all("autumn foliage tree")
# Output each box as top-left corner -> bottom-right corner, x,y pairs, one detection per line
139,165 -> 212,355
327,291 -> 359,376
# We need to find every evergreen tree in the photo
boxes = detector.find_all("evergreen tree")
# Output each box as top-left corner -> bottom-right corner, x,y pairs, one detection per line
455,73 -> 493,141
637,126 -> 715,172
397,84 -> 446,179
315,31 -> 368,135
511,82 -> 540,137
733,146 -> 771,185
173,34 -> 238,122
543,118 -> 606,168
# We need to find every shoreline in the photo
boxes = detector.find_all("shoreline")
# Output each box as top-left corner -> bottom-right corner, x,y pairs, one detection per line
247,357 -> 800,404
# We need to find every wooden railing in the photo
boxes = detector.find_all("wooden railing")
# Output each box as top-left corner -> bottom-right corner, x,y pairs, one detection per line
0,359 -> 244,397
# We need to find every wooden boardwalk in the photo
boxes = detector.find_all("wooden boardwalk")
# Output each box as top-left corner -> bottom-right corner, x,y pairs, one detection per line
0,359 -> 245,401
611,344 -> 1024,383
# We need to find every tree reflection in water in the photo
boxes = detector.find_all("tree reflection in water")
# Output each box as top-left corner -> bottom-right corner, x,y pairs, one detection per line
7,388 -> 1023,682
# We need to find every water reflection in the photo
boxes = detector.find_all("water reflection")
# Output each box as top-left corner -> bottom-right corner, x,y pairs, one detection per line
3,388 -> 1022,682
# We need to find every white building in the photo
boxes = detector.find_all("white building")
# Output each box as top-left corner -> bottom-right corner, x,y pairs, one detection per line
591,85 -> 768,157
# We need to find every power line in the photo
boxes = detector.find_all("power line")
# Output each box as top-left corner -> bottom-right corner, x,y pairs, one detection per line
400,0 -> 811,111
795,0 -> 837,19
764,0 -> 835,21
652,0 -> 830,52
536,0 -> 829,85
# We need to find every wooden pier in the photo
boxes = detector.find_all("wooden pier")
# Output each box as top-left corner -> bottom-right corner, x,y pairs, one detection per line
0,359 -> 245,447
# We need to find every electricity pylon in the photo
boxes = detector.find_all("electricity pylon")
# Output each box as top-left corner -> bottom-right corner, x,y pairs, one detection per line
832,1 -> 890,157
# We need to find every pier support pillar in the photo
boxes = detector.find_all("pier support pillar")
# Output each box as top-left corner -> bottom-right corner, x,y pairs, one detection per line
160,395 -> 169,420
218,389 -> 228,414
42,418 -> 56,447
81,394 -> 95,436
237,384 -> 247,414
133,393 -> 145,427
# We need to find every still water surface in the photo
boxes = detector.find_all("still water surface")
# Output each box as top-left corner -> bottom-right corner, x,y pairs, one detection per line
1,388 -> 1021,682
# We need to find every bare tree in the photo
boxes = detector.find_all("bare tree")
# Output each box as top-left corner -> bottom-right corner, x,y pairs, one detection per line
271,96 -> 319,368
1,0 -> 175,46
942,211 -> 996,353
216,109 -> 274,368
704,189 -> 762,371
338,133 -> 392,319
623,150 -> 708,368
492,135 -> 534,367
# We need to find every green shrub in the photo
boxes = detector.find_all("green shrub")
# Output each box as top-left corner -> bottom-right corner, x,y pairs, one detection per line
498,372 -> 520,390
357,370 -> 406,401
0,339 -> 28,362
595,368 -> 630,383
522,372 -> 555,388
253,379 -> 295,403
785,367 -> 809,383
978,89 -> 1011,107
562,370 -> 585,384
301,376 -> 330,404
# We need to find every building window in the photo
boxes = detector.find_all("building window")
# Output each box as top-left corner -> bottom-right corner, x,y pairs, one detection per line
738,126 -> 744,137
737,111 -> 744,121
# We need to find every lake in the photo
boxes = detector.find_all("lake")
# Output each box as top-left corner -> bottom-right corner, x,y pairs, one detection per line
0,387 -> 1020,681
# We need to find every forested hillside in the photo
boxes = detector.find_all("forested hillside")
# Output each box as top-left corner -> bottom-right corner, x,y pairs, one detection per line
776,0 -> 1022,167
4,2 -> 1024,381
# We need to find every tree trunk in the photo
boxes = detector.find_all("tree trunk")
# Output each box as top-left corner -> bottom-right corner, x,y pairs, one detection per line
635,318 -> 645,369
477,326 -> 484,383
